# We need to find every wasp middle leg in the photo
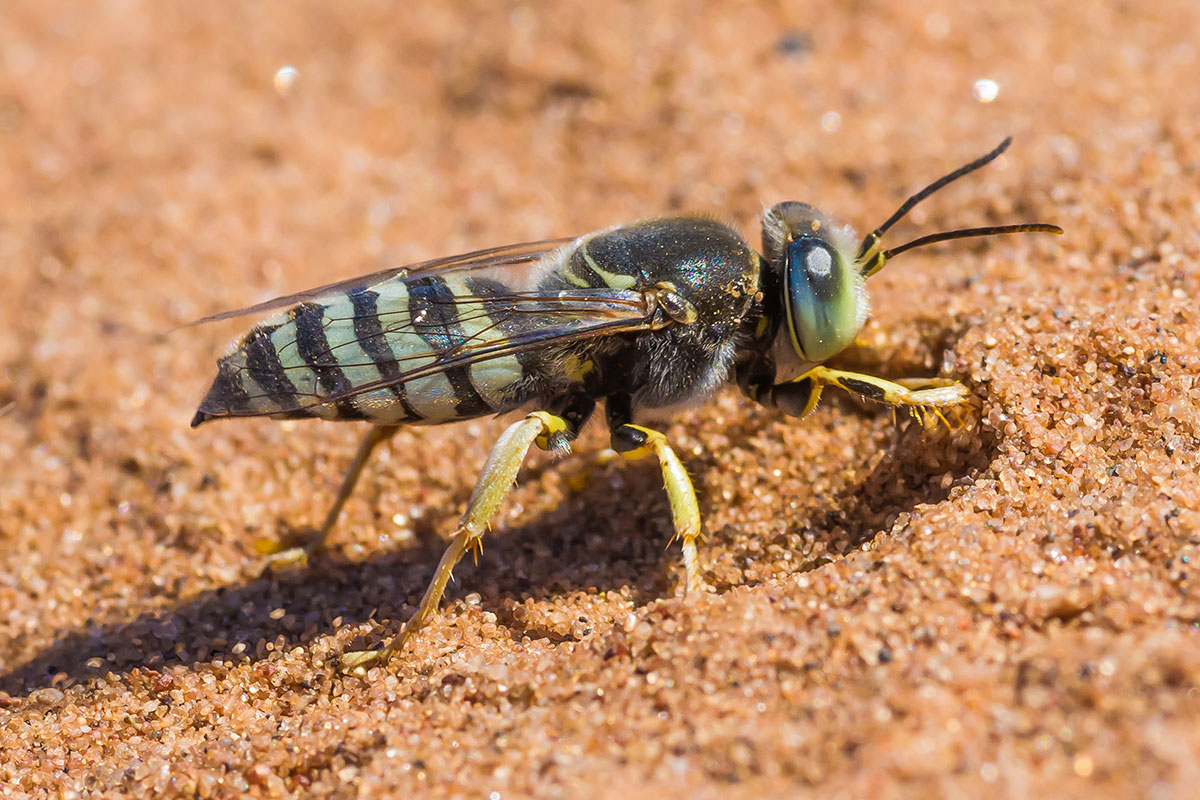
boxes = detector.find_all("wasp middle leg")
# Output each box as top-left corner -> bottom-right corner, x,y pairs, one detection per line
606,395 -> 703,596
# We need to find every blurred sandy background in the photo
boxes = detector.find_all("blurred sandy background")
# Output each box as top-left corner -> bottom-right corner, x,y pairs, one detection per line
2,0 -> 1199,797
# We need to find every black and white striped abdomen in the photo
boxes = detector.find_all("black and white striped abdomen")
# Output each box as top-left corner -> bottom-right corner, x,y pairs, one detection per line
191,275 -> 531,427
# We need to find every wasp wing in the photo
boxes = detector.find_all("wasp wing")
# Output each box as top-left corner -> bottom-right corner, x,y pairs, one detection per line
194,240 -> 657,424
185,237 -> 575,327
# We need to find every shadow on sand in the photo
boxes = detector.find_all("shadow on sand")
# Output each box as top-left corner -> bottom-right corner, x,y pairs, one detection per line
2,396 -> 997,696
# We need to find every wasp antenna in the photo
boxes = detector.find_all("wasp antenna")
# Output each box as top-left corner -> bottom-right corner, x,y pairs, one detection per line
855,138 -> 1014,264
859,223 -> 1063,277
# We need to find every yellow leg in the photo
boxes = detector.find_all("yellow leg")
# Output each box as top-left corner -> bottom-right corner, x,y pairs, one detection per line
793,366 -> 970,425
612,424 -> 703,595
340,411 -> 567,672
259,424 -> 401,567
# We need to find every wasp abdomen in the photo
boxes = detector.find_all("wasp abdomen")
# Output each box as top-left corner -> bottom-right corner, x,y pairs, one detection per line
193,277 -> 531,426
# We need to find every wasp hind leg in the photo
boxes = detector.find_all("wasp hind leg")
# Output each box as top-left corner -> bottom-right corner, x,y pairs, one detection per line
340,410 -> 579,673
260,424 -> 401,568
781,365 -> 971,428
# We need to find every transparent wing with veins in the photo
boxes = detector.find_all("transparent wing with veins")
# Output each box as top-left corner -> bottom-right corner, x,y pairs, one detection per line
192,236 -> 659,417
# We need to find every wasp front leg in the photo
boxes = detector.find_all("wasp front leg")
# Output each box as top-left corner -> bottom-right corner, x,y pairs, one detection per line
606,396 -> 704,595
340,406 -> 587,673
772,366 -> 971,427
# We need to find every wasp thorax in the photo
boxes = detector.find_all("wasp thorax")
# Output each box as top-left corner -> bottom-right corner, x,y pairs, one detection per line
762,201 -> 868,364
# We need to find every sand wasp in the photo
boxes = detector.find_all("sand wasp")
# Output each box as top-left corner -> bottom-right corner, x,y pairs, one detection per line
192,138 -> 1060,670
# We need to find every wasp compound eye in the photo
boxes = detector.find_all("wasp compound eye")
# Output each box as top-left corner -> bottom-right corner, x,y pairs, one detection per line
784,237 -> 861,362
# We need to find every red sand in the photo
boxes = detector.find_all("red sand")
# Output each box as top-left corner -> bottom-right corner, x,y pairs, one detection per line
2,1 -> 1199,797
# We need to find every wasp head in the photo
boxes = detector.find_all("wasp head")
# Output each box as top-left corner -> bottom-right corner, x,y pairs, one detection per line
762,201 -> 868,365
760,138 -> 1062,376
